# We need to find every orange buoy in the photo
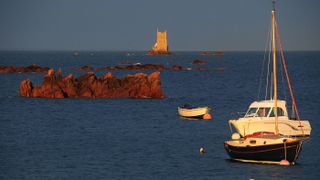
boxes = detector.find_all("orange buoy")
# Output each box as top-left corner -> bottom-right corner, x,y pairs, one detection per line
279,159 -> 290,166
203,113 -> 212,120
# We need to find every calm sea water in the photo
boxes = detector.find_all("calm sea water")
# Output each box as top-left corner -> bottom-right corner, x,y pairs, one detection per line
0,51 -> 320,179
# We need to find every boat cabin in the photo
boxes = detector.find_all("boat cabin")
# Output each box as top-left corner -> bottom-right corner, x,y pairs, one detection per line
244,100 -> 288,118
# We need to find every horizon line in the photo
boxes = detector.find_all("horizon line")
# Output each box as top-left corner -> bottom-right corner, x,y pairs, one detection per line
1,49 -> 320,52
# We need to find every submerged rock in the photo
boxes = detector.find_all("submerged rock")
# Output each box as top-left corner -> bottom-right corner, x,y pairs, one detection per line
171,65 -> 183,70
192,59 -> 208,65
98,64 -> 166,71
79,65 -> 93,71
72,65 -> 94,71
20,70 -> 165,99
97,64 -> 188,71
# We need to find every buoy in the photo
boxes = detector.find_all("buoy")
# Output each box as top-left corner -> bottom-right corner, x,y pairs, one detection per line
203,113 -> 212,120
199,147 -> 205,154
279,159 -> 290,166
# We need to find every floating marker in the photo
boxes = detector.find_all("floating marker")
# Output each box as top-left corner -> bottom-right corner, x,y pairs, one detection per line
203,113 -> 212,120
199,147 -> 205,154
279,159 -> 290,166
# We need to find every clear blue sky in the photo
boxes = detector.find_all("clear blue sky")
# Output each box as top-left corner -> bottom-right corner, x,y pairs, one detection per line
0,0 -> 319,51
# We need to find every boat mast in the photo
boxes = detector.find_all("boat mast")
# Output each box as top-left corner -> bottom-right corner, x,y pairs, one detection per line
272,1 -> 279,134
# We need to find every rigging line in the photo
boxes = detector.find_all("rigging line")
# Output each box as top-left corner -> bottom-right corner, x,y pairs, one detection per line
294,141 -> 302,161
283,141 -> 287,160
270,70 -> 273,100
258,19 -> 272,100
278,47 -> 287,102
275,22 -> 304,134
265,27 -> 272,100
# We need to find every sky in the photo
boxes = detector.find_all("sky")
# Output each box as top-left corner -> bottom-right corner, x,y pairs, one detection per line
0,0 -> 319,51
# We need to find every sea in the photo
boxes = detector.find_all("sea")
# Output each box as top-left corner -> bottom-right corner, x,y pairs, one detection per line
0,51 -> 320,179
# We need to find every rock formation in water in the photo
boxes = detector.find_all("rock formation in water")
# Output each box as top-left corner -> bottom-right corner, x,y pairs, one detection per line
192,59 -> 208,65
97,64 -> 187,71
71,65 -> 94,71
199,51 -> 224,56
74,64 -> 225,72
79,65 -> 93,71
171,65 -> 183,70
20,69 -> 165,99
98,64 -> 166,71
0,64 -> 50,73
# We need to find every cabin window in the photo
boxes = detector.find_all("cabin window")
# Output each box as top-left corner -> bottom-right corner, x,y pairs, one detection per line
257,107 -> 270,117
269,107 -> 285,117
245,108 -> 258,117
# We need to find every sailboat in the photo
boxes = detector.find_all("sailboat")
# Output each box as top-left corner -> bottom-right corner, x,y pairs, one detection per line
224,1 -> 309,165
228,2 -> 311,138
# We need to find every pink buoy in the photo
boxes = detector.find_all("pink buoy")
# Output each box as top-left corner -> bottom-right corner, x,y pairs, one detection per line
279,159 -> 290,166
203,113 -> 212,120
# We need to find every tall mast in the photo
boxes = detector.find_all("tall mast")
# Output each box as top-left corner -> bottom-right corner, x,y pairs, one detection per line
272,1 -> 279,134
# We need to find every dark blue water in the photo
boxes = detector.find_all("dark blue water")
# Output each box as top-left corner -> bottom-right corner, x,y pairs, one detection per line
1,51 -> 320,179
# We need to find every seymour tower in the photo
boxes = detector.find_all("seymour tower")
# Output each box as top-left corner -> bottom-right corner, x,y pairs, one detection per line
147,30 -> 170,55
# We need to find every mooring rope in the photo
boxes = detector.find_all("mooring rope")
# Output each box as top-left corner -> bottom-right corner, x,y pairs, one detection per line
284,141 -> 287,160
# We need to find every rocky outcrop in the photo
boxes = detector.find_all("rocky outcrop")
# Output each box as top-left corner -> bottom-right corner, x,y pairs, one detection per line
79,65 -> 93,71
192,59 -> 208,65
97,64 -> 187,71
20,69 -> 165,99
146,50 -> 170,56
171,65 -> 183,70
72,65 -> 94,71
0,64 -> 50,73
199,51 -> 224,56
20,79 -> 33,97
73,64 -> 225,72
97,64 -> 166,71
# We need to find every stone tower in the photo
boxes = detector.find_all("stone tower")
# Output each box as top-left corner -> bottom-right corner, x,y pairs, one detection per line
147,30 -> 170,55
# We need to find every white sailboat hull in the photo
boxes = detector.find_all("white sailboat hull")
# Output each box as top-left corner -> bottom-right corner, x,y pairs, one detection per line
178,107 -> 210,118
229,117 -> 311,137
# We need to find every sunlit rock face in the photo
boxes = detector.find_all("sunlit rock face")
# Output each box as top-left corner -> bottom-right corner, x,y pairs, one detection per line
20,70 -> 165,99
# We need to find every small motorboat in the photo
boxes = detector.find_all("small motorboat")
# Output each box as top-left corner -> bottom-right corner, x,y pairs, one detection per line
229,100 -> 311,137
178,104 -> 211,119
